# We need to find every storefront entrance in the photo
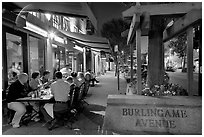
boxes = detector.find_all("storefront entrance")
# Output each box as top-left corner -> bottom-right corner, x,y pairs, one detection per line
2,26 -> 27,90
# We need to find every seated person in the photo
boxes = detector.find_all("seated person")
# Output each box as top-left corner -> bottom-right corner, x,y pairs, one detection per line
28,71 -> 42,121
29,71 -> 43,91
41,76 -> 74,124
48,71 -> 71,130
71,72 -> 81,87
60,64 -> 71,78
78,72 -> 85,85
66,76 -> 75,97
40,70 -> 52,89
6,73 -> 28,128
8,71 -> 18,85
85,69 -> 99,87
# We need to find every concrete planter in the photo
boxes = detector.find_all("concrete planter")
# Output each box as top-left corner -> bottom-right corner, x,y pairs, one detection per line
103,95 -> 201,134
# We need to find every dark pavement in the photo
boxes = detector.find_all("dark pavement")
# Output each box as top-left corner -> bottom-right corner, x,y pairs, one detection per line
2,70 -> 127,135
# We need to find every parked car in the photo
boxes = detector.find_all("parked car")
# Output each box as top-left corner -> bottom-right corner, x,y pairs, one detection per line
166,66 -> 175,72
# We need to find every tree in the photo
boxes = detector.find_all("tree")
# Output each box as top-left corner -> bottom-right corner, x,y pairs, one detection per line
168,33 -> 187,71
100,18 -> 130,63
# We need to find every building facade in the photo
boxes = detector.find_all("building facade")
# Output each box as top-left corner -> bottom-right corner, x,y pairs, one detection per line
2,2 -> 107,93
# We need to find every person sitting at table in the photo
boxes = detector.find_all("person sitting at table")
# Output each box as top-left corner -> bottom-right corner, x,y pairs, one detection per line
85,69 -> 99,87
48,71 -> 71,130
60,64 -> 72,78
29,71 -> 43,91
71,72 -> 81,87
78,72 -> 85,85
28,71 -> 42,122
40,70 -> 52,89
6,73 -> 29,128
8,71 -> 18,85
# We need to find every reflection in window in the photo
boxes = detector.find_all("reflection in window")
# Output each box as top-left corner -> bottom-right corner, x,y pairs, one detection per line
29,36 -> 45,76
6,33 -> 23,85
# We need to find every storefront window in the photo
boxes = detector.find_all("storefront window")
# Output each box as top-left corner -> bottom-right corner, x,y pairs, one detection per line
29,36 -> 45,76
63,17 -> 70,31
6,33 -> 23,85
59,47 -> 66,69
53,15 -> 61,30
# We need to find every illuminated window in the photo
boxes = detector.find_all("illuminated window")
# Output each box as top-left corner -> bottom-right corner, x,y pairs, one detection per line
40,13 -> 45,22
74,26 -> 78,32
53,15 -> 61,29
29,36 -> 45,75
33,12 -> 37,17
36,12 -> 40,18
63,17 -> 70,31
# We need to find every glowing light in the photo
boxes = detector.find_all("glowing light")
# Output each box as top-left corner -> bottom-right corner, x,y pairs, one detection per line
45,13 -> 51,21
49,32 -> 55,40
73,45 -> 83,52
54,36 -> 64,44
52,44 -> 57,48
24,22 -> 48,37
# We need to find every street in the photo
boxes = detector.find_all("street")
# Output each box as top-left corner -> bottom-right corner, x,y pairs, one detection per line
167,72 -> 199,95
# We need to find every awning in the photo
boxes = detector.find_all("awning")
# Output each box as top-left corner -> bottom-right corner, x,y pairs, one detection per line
13,2 -> 97,29
59,29 -> 111,53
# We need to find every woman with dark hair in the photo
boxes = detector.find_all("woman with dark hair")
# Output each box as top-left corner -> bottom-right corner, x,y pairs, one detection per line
40,70 -> 52,88
29,71 -> 43,91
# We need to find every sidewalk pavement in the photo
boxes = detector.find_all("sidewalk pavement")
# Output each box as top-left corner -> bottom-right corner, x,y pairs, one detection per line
2,70 -> 128,135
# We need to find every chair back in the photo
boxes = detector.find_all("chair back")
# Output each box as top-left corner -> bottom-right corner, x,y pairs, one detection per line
83,81 -> 90,97
69,84 -> 75,108
78,82 -> 85,101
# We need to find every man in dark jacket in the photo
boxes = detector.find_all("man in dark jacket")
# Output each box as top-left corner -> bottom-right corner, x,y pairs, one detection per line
7,73 -> 28,128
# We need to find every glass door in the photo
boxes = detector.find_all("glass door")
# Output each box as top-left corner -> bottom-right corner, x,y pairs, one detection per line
6,33 -> 23,86
29,36 -> 45,76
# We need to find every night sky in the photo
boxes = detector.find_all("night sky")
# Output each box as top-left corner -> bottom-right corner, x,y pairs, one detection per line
89,2 -> 130,35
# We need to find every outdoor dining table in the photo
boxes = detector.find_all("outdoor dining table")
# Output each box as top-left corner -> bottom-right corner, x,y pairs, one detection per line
16,88 -> 53,102
16,95 -> 53,102
15,89 -> 54,124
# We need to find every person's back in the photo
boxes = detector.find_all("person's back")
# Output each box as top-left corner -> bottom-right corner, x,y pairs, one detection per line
7,79 -> 28,103
48,71 -> 71,130
51,78 -> 70,102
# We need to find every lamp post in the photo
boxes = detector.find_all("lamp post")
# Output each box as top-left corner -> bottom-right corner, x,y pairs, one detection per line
114,45 -> 120,91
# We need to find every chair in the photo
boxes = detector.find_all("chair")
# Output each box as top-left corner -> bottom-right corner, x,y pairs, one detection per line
78,82 -> 89,106
60,84 -> 77,129
83,80 -> 90,97
7,104 -> 36,126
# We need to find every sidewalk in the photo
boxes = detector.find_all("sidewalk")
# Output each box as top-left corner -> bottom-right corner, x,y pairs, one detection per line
2,70 -> 127,135
86,70 -> 127,106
